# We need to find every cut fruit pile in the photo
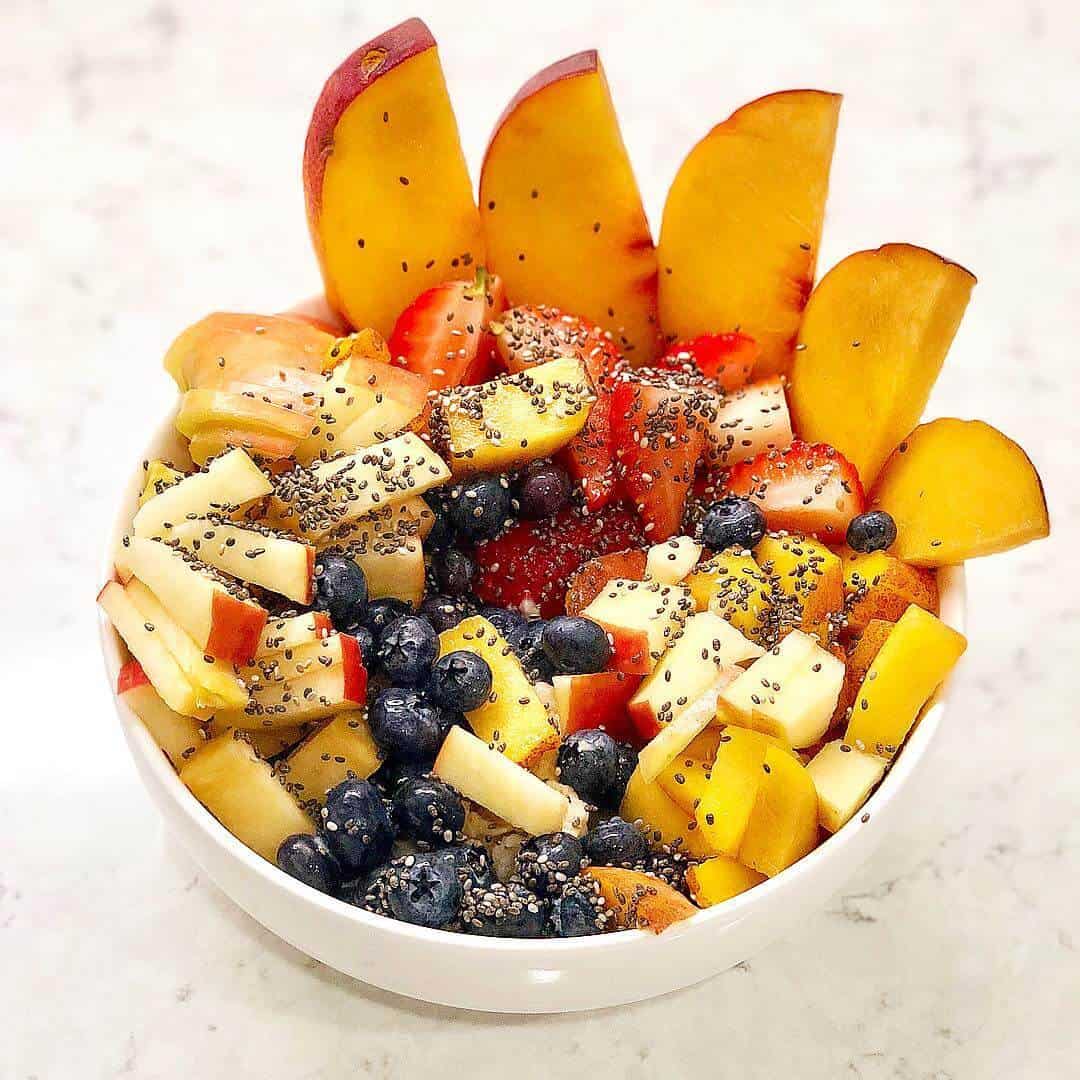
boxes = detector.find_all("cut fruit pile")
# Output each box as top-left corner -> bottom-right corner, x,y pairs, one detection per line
100,17 -> 1049,942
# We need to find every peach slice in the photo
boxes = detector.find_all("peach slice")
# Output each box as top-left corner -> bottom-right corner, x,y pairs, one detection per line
304,18 -> 483,337
479,51 -> 660,362
658,90 -> 841,377
789,244 -> 976,485
840,549 -> 938,635
870,419 -> 1049,566
583,867 -> 698,932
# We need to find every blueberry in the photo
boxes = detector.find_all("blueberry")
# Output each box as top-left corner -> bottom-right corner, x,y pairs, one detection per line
376,615 -> 439,686
422,491 -> 456,551
392,775 -> 465,846
427,651 -> 493,712
385,852 -> 463,929
313,554 -> 368,630
460,881 -> 547,938
276,833 -> 342,895
480,606 -> 528,640
556,729 -> 620,805
583,816 -> 649,867
448,475 -> 514,542
419,594 -> 474,634
368,688 -> 444,762
435,844 -> 495,892
517,461 -> 571,520
352,625 -> 375,667
321,779 -> 396,875
602,742 -> 638,811
541,615 -> 612,675
550,884 -> 606,937
435,549 -> 476,597
846,510 -> 897,554
699,496 -> 768,552
364,597 -> 412,639
372,754 -> 434,794
515,832 -> 586,897
508,620 -> 554,683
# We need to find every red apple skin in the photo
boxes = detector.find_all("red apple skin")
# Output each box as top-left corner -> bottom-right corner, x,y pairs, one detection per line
117,659 -> 150,696
303,17 -> 436,225
560,672 -> 643,744
340,634 -> 368,705
206,593 -> 268,665
594,625 -> 653,676
627,697 -> 663,742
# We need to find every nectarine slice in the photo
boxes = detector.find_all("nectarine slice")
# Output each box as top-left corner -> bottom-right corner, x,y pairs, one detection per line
658,90 -> 841,377
479,51 -> 659,362
790,244 -> 976,485
583,867 -> 697,932
870,418 -> 1049,566
304,19 -> 483,337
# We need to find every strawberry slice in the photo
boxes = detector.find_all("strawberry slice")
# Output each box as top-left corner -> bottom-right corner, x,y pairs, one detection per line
656,332 -> 760,392
564,549 -> 648,615
610,369 -> 713,541
725,440 -> 866,542
472,502 -> 646,617
495,305 -> 622,509
387,267 -> 506,391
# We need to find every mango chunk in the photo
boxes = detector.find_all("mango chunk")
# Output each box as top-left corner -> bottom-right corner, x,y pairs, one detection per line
621,766 -> 715,859
694,727 -> 774,856
842,549 -> 938,635
754,533 -> 843,646
686,856 -> 765,907
805,740 -> 886,832
844,604 -> 966,758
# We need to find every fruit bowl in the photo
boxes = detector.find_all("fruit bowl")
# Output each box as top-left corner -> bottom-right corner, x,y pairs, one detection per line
99,408 -> 965,1014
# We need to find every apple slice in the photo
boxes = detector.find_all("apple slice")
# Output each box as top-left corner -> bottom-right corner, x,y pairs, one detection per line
629,612 -> 763,739
117,660 -> 205,767
304,18 -> 483,337
133,448 -> 271,539
552,671 -> 643,744
582,867 -> 697,932
283,710 -> 382,803
805,740 -> 887,833
120,537 -> 267,665
790,245 -> 976,485
579,579 -> 694,675
333,362 -> 428,453
176,388 -> 316,464
139,460 -> 183,506
704,376 -> 793,470
99,581 -> 198,716
180,732 -> 315,861
480,51 -> 659,362
167,519 -> 314,605
433,726 -> 570,836
255,612 -> 332,658
869,418 -> 1049,566
718,629 -> 844,749
658,90 -> 841,377
644,536 -> 702,586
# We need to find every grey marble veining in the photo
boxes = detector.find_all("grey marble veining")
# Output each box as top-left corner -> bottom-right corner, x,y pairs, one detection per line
3,1 -> 1077,1076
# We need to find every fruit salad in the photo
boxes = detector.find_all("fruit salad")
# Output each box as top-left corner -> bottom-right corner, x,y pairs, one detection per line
100,18 -> 1050,939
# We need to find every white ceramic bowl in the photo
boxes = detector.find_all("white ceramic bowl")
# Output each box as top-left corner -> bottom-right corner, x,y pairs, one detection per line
99,411 -> 966,1013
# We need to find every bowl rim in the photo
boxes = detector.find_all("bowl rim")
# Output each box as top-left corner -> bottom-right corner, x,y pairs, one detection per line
99,406 -> 966,955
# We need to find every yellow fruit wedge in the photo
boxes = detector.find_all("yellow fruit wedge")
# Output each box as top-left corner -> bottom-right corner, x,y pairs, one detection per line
686,856 -> 765,907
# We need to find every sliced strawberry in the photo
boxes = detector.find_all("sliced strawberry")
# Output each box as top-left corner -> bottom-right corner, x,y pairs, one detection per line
472,502 -> 646,617
495,305 -> 622,509
564,549 -> 648,615
387,267 -> 506,391
609,369 -> 713,541
725,440 -> 866,542
656,332 -> 760,392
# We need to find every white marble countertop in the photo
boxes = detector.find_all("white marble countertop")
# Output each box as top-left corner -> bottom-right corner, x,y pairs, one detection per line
4,0 -> 1077,1076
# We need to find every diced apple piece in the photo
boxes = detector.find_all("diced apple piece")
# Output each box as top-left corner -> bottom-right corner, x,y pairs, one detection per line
805,740 -> 887,833
480,51 -> 659,361
845,605 -> 966,758
439,616 -> 559,766
841,549 -> 938,635
790,244 -> 976,485
686,856 -> 765,908
124,579 -> 248,712
718,629 -> 844,748
255,612 -> 332,658
426,356 -> 594,476
583,867 -> 697,932
738,744 -> 819,876
644,536 -> 702,585
139,460 -> 183,506
694,726 -> 774,856
658,90 -> 841,377
283,710 -> 382,803
705,377 -> 793,470
552,671 -> 642,743
755,533 -> 844,645
117,660 -> 205,767
870,418 -> 1049,566
629,612 -> 761,738
433,726 -> 569,836
580,579 -> 693,675
133,448 -> 271,539
99,581 -> 198,716
120,537 -> 267,664
621,766 -> 715,859
303,18 -> 483,338
833,618 -> 894,725
180,732 -> 315,860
